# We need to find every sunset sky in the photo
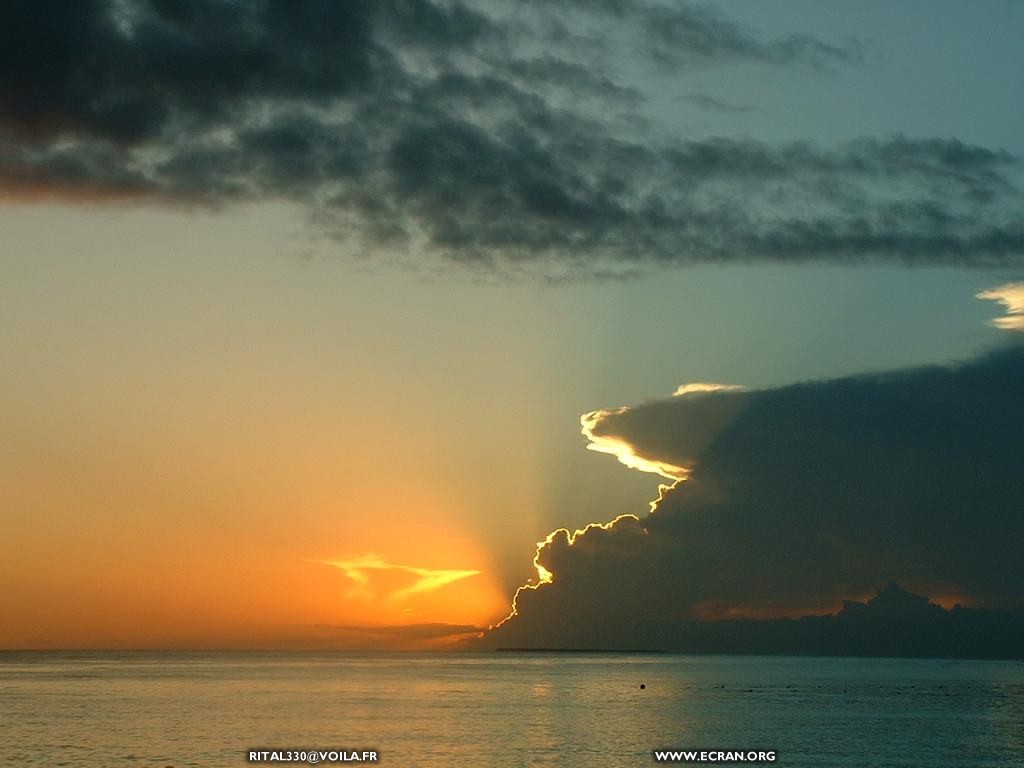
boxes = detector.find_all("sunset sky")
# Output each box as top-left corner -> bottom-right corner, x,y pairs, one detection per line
2,1 -> 1023,649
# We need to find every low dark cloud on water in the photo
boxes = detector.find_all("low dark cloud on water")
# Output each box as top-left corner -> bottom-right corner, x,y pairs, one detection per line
483,342 -> 1024,656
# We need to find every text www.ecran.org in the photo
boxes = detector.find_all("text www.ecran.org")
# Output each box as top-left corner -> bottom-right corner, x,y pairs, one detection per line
654,750 -> 776,763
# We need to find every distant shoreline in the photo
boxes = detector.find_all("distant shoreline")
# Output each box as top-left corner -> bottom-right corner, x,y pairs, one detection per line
497,648 -> 667,654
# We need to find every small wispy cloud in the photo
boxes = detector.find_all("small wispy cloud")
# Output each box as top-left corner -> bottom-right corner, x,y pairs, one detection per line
673,382 -> 747,397
311,554 -> 481,602
977,282 -> 1024,331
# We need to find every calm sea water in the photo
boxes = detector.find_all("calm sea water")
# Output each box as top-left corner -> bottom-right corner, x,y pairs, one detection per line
1,652 -> 1022,767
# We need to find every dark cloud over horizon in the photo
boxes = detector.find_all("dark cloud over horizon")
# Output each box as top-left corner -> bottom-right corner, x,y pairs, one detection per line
485,341 -> 1024,649
2,0 -> 1023,276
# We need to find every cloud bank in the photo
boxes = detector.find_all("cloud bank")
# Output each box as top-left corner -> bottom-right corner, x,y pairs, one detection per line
2,1 -> 1023,276
485,340 -> 1024,649
271,621 -> 483,650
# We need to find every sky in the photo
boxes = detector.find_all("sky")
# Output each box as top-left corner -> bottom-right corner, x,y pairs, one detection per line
1,0 -> 1023,649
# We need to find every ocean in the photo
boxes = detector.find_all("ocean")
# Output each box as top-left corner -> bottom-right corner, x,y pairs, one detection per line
1,652 -> 1022,767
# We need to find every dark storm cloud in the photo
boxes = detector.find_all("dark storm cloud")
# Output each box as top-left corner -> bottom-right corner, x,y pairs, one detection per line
637,2 -> 863,70
0,139 -> 156,199
0,0 -> 377,144
485,343 -> 1024,649
684,93 -> 755,114
2,0 -> 1022,274
523,0 -> 861,69
500,57 -> 643,104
